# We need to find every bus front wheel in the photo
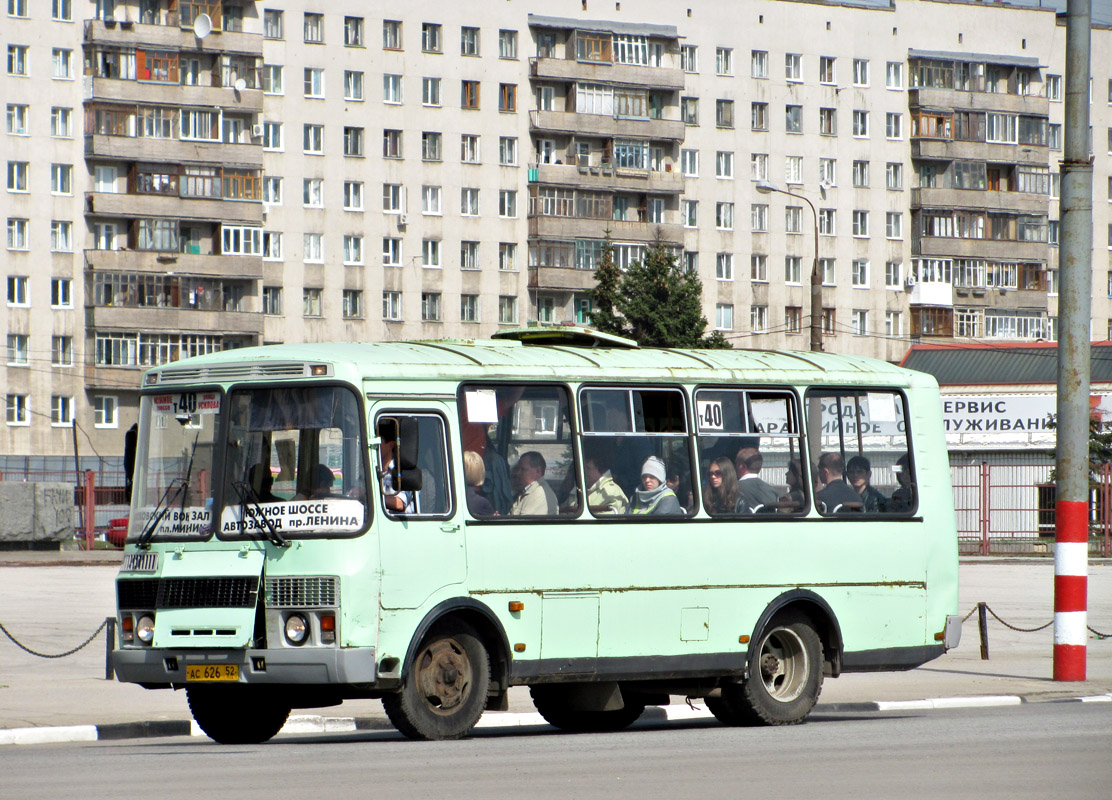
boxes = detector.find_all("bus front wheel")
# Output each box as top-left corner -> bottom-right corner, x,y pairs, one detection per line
186,686 -> 291,744
383,621 -> 490,740
711,612 -> 823,726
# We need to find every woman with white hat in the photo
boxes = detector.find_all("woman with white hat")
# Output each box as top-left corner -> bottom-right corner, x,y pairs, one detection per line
631,456 -> 683,515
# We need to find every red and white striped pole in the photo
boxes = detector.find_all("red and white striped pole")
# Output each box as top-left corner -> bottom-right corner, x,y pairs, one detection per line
1054,501 -> 1087,681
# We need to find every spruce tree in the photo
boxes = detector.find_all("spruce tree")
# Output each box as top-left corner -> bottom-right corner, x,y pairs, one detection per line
588,238 -> 626,337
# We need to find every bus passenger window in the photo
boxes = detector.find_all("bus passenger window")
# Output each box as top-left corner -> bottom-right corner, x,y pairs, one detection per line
806,390 -> 914,516
375,414 -> 453,517
694,389 -> 806,516
458,384 -> 578,519
580,387 -> 692,517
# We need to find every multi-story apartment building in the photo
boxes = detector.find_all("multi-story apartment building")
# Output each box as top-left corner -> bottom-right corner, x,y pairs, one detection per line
2,0 -> 1111,466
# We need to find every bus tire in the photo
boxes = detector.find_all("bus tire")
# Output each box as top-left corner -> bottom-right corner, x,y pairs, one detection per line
382,621 -> 490,740
530,687 -> 645,732
734,611 -> 824,726
186,686 -> 291,744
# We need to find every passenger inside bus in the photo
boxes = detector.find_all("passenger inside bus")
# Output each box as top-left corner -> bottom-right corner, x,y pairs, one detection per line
378,436 -> 415,513
666,456 -> 694,514
306,464 -> 336,500
247,463 -> 282,503
889,454 -> 916,512
846,455 -> 888,513
464,450 -> 495,517
703,457 -> 739,515
631,456 -> 683,515
814,453 -> 863,514
734,447 -> 781,514
778,459 -> 806,513
509,451 -> 558,516
583,446 -> 629,515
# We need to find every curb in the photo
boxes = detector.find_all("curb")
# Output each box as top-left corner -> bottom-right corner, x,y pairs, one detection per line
4,691 -> 1110,746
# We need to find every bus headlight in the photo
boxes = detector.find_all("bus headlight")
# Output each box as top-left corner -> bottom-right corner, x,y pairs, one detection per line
136,615 -> 155,644
284,614 -> 308,645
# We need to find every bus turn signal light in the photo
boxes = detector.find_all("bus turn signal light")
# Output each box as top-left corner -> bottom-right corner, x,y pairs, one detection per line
738,635 -> 750,644
508,601 -> 524,612
321,614 -> 336,644
514,643 -> 526,653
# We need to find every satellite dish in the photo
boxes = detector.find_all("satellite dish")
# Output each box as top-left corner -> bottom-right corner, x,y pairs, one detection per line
194,13 -> 212,39
234,78 -> 247,92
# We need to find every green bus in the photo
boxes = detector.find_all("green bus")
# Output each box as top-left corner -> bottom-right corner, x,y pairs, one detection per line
112,328 -> 960,743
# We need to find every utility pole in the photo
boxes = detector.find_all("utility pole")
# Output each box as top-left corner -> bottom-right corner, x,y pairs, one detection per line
1054,0 -> 1093,682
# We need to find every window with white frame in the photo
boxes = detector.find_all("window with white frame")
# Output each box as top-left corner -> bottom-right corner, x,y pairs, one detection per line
382,237 -> 402,266
784,256 -> 801,284
716,202 -> 734,230
853,58 -> 869,86
383,129 -> 403,158
820,258 -> 835,285
751,204 -> 768,232
681,45 -> 698,73
751,254 -> 768,282
461,187 -> 480,216
7,45 -> 29,76
460,240 -> 480,270
819,107 -> 837,136
51,107 -> 72,137
383,19 -> 402,50
886,162 -> 903,190
681,149 -> 699,176
263,231 -> 282,260
819,208 -> 836,235
716,252 -> 734,280
422,185 -> 442,215
499,189 -> 518,217
422,238 -> 441,267
422,77 -> 441,107
51,163 -> 73,194
7,160 -> 28,192
51,395 -> 73,426
382,291 -> 402,321
498,295 -> 518,324
785,206 -> 802,234
716,151 -> 734,178
303,123 -> 323,153
461,26 -> 480,56
422,131 -> 442,161
852,210 -> 869,237
52,0 -> 71,21
421,292 -> 442,322
304,67 -> 324,98
6,394 -> 29,425
886,61 -> 904,89
819,56 -> 836,84
785,155 -> 802,184
853,110 -> 869,137
262,121 -> 282,150
785,105 -> 802,133
345,16 -> 364,47
303,178 -> 323,207
461,294 -> 480,323
50,220 -> 72,252
7,334 -> 28,366
499,242 -> 518,271
52,48 -> 73,79
383,73 -> 402,104
715,303 -> 734,330
51,277 -> 72,308
264,9 -> 284,39
422,22 -> 442,53
852,309 -> 868,336
751,305 -> 769,333
853,160 -> 869,187
819,157 -> 836,186
94,395 -> 119,428
751,102 -> 768,131
885,112 -> 902,140
885,261 -> 902,288
344,70 -> 364,100
886,212 -> 903,239
716,47 -> 733,76
262,64 -> 284,94
785,53 -> 802,81
303,233 -> 323,263
851,259 -> 869,286
751,50 -> 767,78
302,287 -> 322,317
7,218 -> 28,250
885,310 -> 902,337
304,12 -> 323,43
682,200 -> 697,228
343,235 -> 364,265
461,134 -> 480,163
751,153 -> 768,181
499,29 -> 518,59
342,289 -> 363,319
499,136 -> 517,165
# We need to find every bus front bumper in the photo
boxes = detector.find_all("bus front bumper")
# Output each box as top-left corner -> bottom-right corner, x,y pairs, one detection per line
113,646 -> 377,687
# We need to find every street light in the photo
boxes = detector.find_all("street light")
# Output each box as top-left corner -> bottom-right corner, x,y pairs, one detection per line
755,180 -> 822,352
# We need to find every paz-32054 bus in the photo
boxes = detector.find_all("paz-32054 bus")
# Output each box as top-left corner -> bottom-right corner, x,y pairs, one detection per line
112,329 -> 960,743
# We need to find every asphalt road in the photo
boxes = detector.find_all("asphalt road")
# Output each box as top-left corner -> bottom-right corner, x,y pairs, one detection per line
5,703 -> 1110,800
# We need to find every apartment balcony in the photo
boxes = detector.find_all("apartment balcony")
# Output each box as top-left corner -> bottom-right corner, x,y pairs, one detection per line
911,187 -> 1049,215
952,286 -> 1049,310
530,110 -> 686,141
85,305 -> 264,337
84,249 -> 262,280
530,162 -> 685,193
85,192 -> 262,224
909,87 -> 1049,117
528,265 -> 600,292
85,77 -> 263,112
85,134 -> 263,168
84,19 -> 263,55
528,215 -> 683,244
529,57 -> 685,90
911,138 -> 1049,166
909,281 -> 954,307
914,236 -> 1050,262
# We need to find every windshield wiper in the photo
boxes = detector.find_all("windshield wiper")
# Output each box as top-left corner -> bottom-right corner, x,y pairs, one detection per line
230,479 -> 289,548
134,478 -> 187,550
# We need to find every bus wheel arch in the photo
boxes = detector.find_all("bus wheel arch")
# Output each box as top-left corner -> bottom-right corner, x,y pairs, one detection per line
749,589 -> 843,679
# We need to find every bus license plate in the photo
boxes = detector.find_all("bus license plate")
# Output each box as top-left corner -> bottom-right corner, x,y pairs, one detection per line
186,664 -> 239,682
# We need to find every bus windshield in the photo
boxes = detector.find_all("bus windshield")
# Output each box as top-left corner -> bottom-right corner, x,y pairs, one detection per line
131,389 -> 222,543
219,385 -> 369,540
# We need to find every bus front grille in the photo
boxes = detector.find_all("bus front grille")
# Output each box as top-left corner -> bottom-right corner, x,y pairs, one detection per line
117,577 -> 260,610
265,576 -> 339,608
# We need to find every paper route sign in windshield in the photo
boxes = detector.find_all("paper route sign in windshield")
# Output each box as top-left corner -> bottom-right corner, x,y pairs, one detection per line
221,498 -> 365,534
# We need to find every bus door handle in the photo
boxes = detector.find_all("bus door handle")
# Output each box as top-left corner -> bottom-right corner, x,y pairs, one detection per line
440,522 -> 461,533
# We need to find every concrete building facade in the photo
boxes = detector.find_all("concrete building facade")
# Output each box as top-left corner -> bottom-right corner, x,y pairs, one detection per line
2,0 -> 1111,465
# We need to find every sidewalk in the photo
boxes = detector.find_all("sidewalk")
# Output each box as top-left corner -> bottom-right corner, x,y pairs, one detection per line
1,554 -> 1109,744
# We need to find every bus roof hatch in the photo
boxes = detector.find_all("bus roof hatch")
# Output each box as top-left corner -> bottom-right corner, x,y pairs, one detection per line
491,324 -> 639,349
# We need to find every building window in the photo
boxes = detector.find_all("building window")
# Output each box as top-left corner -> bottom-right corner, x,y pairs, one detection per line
461,240 -> 480,269
853,58 -> 869,87
94,396 -> 118,428
499,29 -> 518,59
52,48 -> 73,79
421,292 -> 442,322
383,129 -> 403,158
785,105 -> 802,133
682,45 -> 699,73
886,212 -> 903,239
682,200 -> 698,228
7,45 -> 29,76
461,295 -> 479,323
261,121 -> 282,150
261,64 -> 284,94
853,110 -> 869,137
751,102 -> 768,132
303,124 -> 324,154
461,187 -> 480,216
344,16 -> 364,47
851,259 -> 870,287
383,19 -> 402,50
751,204 -> 769,232
461,80 -> 480,109
819,208 -> 836,236
51,395 -> 74,427
885,112 -> 902,140
52,335 -> 72,366
7,334 -> 28,366
751,305 -> 769,333
382,237 -> 402,266
852,309 -> 869,337
422,238 -> 441,268
499,242 -> 517,271
264,9 -> 283,39
52,0 -> 71,21
341,289 -> 364,320
785,53 -> 802,82
461,134 -> 481,163
499,83 -> 517,112
383,73 -> 402,104
716,303 -> 734,331
50,107 -> 72,137
716,202 -> 734,231
852,210 -> 869,238
422,185 -> 442,215
304,67 -> 324,98
51,220 -> 73,252
751,254 -> 768,282
460,26 -> 480,56
302,178 -> 324,207
498,296 -> 518,324
7,218 -> 28,250
422,22 -> 442,53
852,160 -> 869,188
785,206 -> 803,234
785,256 -> 801,284
343,235 -> 364,265
681,149 -> 699,176
785,307 -> 802,334
886,162 -> 903,190
716,253 -> 733,281
302,287 -> 322,317
261,286 -> 282,315
886,61 -> 904,89
885,261 -> 902,288
381,291 -> 402,322
716,47 -> 733,76
303,233 -> 323,263
51,277 -> 72,308
7,160 -> 28,192
750,50 -> 767,78
715,99 -> 734,128
785,155 -> 802,184
682,97 -> 699,126
819,56 -> 836,84
421,131 -> 442,162
499,190 -> 518,217
747,153 -> 767,182
303,12 -> 323,43
819,258 -> 835,286
822,308 -> 837,336
819,107 -> 837,136
6,394 -> 28,426
819,158 -> 836,186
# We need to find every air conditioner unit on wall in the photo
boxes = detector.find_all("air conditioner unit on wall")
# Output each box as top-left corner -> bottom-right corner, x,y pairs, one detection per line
398,212 -> 408,226
905,274 -> 917,288
251,124 -> 264,137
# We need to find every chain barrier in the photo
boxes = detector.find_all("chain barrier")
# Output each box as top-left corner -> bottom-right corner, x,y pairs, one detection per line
0,618 -> 109,658
964,605 -> 1110,639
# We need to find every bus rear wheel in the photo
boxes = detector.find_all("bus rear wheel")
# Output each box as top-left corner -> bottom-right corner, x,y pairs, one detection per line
186,686 -> 291,744
711,612 -> 823,726
530,687 -> 645,732
382,621 -> 490,740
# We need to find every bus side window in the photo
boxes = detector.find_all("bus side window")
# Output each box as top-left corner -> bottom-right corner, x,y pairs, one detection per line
376,413 -> 453,517
806,390 -> 913,516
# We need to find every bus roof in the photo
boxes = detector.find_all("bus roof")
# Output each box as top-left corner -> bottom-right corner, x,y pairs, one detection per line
149,340 -> 934,390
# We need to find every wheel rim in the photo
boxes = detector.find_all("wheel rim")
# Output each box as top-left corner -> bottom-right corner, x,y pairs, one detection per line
414,636 -> 473,716
758,626 -> 808,703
